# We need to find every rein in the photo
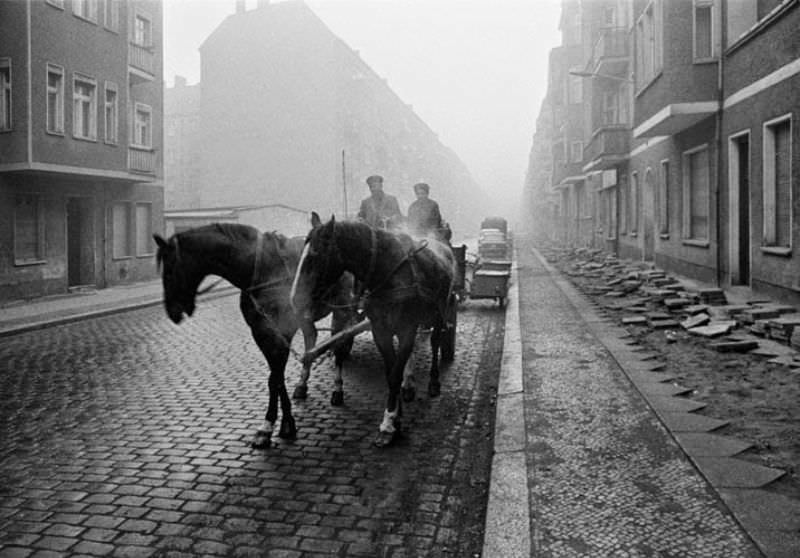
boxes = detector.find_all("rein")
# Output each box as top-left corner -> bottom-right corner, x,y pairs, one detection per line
363,238 -> 429,301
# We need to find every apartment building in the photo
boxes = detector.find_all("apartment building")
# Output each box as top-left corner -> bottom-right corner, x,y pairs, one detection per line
164,0 -> 485,238
0,0 -> 164,303
530,0 -> 800,305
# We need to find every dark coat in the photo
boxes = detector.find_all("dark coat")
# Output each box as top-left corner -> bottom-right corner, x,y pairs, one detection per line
408,198 -> 443,237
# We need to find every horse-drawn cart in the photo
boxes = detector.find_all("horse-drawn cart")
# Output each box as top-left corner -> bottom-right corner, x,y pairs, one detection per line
458,216 -> 512,307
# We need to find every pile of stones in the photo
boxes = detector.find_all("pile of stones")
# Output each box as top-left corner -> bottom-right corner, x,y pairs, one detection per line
541,246 -> 800,367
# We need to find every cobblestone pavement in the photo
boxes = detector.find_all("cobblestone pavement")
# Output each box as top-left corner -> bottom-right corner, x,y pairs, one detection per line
518,244 -> 763,557
0,295 -> 503,557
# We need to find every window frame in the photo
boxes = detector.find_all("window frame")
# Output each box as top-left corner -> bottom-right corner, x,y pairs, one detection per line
635,0 -> 663,91
104,0 -> 119,32
112,202 -> 133,259
72,73 -> 98,141
135,202 -> 154,257
693,0 -> 717,62
0,58 -> 11,131
762,114 -> 792,252
658,159 -> 670,236
570,141 -> 583,163
682,144 -> 711,244
73,0 -> 99,23
13,194 -> 47,266
630,171 -> 639,234
104,81 -> 118,144
46,63 -> 65,135
133,12 -> 153,48
132,102 -> 152,148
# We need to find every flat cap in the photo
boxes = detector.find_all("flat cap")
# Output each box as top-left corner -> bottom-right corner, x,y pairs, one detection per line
366,175 -> 384,186
413,182 -> 430,193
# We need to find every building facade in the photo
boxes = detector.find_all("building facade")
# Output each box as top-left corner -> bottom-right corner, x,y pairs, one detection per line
0,0 -> 164,303
529,0 -> 800,305
164,0 -> 486,239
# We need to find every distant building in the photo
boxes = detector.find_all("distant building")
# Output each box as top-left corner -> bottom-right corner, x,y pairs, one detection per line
164,204 -> 311,238
0,0 -> 164,302
164,0 -> 486,239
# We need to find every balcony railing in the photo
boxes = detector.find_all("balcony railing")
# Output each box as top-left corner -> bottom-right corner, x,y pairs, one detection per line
128,147 -> 156,174
128,43 -> 155,78
589,27 -> 629,76
583,126 -> 630,169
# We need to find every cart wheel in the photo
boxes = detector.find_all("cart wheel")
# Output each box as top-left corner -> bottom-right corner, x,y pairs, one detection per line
441,301 -> 457,362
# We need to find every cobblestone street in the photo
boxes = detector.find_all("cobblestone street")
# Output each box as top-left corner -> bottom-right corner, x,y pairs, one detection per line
0,295 -> 504,557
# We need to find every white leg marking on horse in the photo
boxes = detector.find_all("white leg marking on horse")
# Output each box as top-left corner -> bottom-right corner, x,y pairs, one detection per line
380,409 -> 398,433
289,243 -> 311,313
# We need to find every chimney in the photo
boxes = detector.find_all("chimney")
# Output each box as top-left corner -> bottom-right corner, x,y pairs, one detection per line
235,0 -> 245,13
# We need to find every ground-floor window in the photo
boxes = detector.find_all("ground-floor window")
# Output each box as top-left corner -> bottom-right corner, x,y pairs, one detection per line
630,171 -> 639,234
135,203 -> 153,256
763,115 -> 792,249
112,202 -> 132,258
683,145 -> 710,241
658,160 -> 670,235
14,194 -> 46,264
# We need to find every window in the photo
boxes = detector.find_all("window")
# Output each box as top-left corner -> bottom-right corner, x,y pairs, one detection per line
46,64 -> 64,134
620,181 -> 628,233
73,74 -> 97,140
570,141 -> 583,163
134,14 -> 152,47
568,68 -> 583,104
630,172 -> 639,233
0,58 -> 10,131
132,103 -> 152,147
602,91 -> 618,125
683,146 -> 710,241
73,0 -> 98,22
659,160 -> 669,234
135,203 -> 153,256
104,0 -> 119,31
112,203 -> 132,258
636,0 -> 663,87
694,0 -> 715,60
763,116 -> 792,248
104,82 -> 118,143
14,195 -> 45,264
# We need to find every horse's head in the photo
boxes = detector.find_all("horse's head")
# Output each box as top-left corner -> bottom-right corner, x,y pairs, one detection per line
153,233 -> 199,324
290,212 -> 345,316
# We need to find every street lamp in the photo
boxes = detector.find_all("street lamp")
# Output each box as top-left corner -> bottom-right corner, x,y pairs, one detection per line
569,70 -> 633,83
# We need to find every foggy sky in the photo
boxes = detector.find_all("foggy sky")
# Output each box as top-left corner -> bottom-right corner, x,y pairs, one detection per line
163,0 -> 561,217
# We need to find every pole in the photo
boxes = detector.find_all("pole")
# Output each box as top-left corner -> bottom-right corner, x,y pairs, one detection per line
341,149 -> 348,218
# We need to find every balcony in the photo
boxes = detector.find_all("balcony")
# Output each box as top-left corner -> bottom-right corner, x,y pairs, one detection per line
588,27 -> 629,78
583,126 -> 630,172
128,147 -> 156,175
128,43 -> 155,82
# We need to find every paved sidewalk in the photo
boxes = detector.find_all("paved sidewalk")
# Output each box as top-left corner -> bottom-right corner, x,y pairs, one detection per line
0,278 -> 236,338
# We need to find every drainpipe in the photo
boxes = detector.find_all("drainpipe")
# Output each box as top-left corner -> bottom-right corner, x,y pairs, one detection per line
714,1 -> 726,287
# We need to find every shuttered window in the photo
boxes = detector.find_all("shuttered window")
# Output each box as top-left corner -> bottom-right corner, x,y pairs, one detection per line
112,203 -> 132,258
14,195 -> 45,263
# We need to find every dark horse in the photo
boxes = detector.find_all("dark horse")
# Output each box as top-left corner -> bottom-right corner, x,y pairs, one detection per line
153,223 -> 356,449
291,213 -> 456,447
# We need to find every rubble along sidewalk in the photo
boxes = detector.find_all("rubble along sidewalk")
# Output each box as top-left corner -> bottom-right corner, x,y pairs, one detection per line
515,239 -> 761,557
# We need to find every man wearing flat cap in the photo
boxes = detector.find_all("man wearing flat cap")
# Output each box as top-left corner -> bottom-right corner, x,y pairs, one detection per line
407,182 -> 445,239
357,175 -> 403,230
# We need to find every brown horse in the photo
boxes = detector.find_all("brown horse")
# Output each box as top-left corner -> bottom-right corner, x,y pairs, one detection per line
290,213 -> 456,447
153,223 -> 357,449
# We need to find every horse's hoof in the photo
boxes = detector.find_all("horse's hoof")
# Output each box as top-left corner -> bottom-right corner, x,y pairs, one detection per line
278,416 -> 297,439
402,386 -> 416,403
330,390 -> 344,406
373,430 -> 395,448
292,384 -> 308,400
251,430 -> 272,449
428,382 -> 441,398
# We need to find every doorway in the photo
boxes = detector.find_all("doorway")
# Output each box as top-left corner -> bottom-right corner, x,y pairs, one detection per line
67,197 -> 95,288
729,133 -> 750,285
